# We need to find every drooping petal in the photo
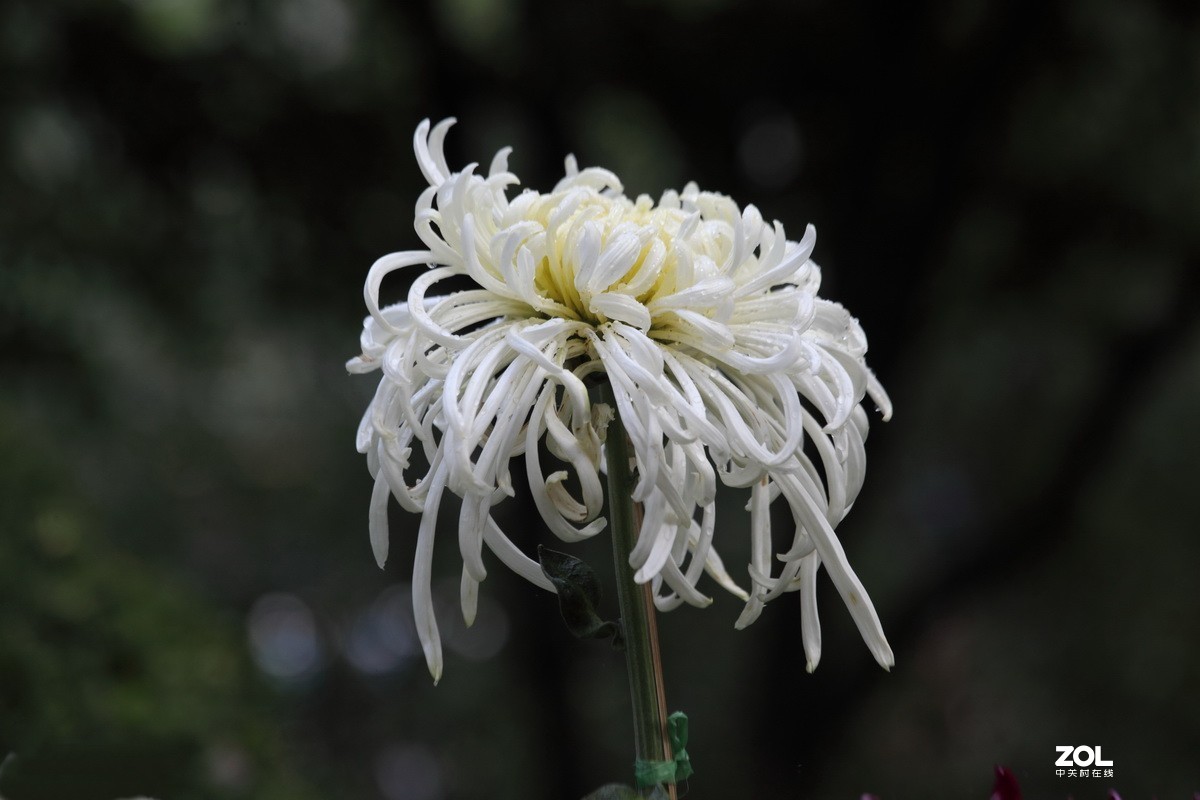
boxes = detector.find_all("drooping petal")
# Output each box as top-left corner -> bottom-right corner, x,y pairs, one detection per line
369,472 -> 391,568
413,463 -> 449,684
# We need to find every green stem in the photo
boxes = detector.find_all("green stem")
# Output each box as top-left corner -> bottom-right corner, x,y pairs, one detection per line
600,384 -> 675,799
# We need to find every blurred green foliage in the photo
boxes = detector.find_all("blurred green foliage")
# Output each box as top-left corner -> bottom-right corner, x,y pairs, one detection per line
0,410 -> 321,800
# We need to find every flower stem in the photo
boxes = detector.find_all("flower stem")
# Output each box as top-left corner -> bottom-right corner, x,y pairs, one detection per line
601,386 -> 677,800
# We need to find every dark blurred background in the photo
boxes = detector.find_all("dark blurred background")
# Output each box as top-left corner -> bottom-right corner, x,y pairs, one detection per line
2,0 -> 1198,798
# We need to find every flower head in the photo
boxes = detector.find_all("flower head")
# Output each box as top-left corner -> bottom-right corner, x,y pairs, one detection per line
350,118 -> 893,682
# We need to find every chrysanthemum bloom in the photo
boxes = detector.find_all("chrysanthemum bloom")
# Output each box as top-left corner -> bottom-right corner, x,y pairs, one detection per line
350,119 -> 893,682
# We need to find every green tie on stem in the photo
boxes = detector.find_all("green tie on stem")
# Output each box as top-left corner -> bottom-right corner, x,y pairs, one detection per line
600,383 -> 687,799
634,712 -> 693,787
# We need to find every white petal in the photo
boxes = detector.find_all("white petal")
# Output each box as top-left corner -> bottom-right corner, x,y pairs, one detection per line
589,292 -> 652,329
364,251 -> 431,332
369,472 -> 391,568
458,496 -> 488,582
414,463 -> 449,683
777,473 -> 893,670
482,516 -> 556,592
800,553 -> 823,672
461,568 -> 479,627
413,118 -> 447,186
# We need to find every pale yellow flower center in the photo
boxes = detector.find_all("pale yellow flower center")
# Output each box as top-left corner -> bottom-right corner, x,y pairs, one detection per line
525,193 -> 689,326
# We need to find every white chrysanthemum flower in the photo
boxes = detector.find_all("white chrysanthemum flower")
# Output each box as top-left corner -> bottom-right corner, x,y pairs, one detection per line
350,118 -> 893,682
